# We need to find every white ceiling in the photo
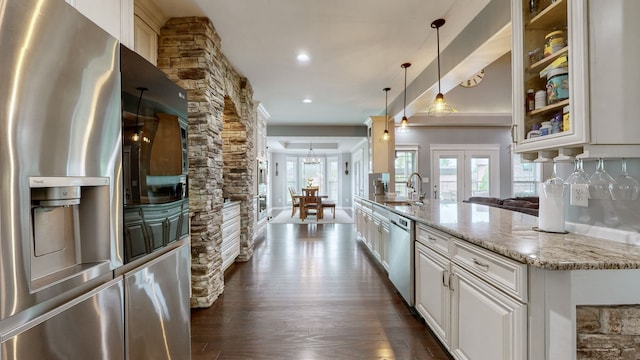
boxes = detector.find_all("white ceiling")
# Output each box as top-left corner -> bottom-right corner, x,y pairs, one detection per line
150,0 -> 509,153
151,0 -> 496,123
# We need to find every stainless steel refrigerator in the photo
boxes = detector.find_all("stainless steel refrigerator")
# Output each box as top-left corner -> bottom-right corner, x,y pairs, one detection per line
0,0 -> 125,358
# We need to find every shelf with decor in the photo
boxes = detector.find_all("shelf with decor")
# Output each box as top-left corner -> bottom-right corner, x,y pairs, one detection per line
511,0 -> 590,157
513,0 -> 640,160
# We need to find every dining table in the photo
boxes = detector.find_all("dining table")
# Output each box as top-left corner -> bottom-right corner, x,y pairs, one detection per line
294,189 -> 328,219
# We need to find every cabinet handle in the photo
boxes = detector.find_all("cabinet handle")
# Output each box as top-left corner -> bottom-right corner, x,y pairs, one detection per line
471,257 -> 490,272
442,269 -> 449,288
448,273 -> 455,291
427,235 -> 437,242
511,124 -> 517,143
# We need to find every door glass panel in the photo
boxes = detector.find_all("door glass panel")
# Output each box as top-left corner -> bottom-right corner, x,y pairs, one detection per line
439,157 -> 458,201
470,157 -> 490,197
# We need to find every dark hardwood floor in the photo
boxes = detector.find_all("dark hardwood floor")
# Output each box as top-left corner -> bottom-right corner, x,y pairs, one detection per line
191,223 -> 451,360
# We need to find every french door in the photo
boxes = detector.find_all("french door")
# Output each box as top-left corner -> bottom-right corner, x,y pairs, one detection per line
431,145 -> 500,202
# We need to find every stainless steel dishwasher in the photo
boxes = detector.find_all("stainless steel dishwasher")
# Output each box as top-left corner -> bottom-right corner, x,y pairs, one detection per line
388,212 -> 414,306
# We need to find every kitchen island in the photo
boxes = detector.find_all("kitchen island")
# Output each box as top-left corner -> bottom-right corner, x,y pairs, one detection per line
355,196 -> 640,360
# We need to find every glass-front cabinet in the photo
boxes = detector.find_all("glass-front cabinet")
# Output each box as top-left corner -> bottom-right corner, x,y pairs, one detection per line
511,0 -> 589,157
512,0 -> 640,159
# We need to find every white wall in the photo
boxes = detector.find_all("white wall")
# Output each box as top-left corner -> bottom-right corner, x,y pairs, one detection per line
395,127 -> 513,199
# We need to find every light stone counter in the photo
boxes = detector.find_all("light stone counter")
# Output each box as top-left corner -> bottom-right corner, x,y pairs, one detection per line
370,199 -> 640,270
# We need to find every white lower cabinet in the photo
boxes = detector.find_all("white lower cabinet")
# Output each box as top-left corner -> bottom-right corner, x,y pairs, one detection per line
415,242 -> 450,346
221,202 -> 241,271
380,219 -> 389,271
415,224 -> 527,360
355,199 -> 390,271
450,264 -> 527,360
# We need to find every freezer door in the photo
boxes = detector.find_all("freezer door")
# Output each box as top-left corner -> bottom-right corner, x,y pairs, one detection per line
1,278 -> 125,359
125,242 -> 191,359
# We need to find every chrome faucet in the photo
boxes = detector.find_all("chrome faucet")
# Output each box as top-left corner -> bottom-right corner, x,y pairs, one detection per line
407,172 -> 425,204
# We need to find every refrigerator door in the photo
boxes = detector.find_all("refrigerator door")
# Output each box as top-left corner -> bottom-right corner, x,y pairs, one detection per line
0,0 -> 122,321
1,278 -> 125,360
124,242 -> 191,359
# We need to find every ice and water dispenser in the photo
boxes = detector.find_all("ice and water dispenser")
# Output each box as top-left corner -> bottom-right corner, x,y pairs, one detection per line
29,177 -> 113,291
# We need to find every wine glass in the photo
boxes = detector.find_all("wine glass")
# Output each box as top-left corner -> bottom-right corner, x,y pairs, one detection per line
589,158 -> 616,200
565,159 -> 590,185
610,158 -> 640,201
543,161 -> 565,198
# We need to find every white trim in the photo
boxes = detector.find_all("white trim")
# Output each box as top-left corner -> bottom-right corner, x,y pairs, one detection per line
431,144 -> 500,151
134,0 -> 167,32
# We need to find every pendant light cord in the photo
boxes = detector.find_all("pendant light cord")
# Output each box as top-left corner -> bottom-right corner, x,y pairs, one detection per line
431,19 -> 446,95
384,87 -> 389,131
436,25 -> 441,93
403,66 -> 407,117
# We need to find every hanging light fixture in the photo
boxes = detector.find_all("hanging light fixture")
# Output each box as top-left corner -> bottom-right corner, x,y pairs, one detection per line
427,18 -> 456,116
400,63 -> 411,129
303,142 -> 320,164
382,87 -> 391,141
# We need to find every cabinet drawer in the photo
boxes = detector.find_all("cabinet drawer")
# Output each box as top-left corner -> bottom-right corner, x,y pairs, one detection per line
221,216 -> 241,239
416,224 -> 450,256
221,233 -> 240,252
221,238 -> 240,270
222,204 -> 240,222
450,239 -> 527,302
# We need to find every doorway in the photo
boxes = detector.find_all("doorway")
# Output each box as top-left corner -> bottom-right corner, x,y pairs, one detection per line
431,145 -> 500,201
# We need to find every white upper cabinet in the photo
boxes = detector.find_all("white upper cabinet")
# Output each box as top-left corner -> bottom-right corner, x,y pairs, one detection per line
511,0 -> 589,155
512,0 -> 640,159
66,0 -> 134,48
588,0 -> 640,146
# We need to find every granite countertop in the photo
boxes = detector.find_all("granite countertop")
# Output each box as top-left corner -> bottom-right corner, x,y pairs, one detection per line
364,198 -> 640,271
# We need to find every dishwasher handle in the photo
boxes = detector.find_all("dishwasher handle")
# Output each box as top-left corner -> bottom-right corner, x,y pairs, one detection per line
390,217 -> 411,232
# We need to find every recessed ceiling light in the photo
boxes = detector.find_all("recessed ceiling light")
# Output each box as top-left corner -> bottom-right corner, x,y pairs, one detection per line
297,53 -> 310,63
302,98 -> 312,103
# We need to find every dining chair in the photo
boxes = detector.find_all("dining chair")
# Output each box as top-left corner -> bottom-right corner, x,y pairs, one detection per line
288,187 -> 300,217
301,188 -> 322,221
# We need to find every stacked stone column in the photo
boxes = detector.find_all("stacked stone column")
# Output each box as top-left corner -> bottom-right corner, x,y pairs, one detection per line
158,17 -> 255,308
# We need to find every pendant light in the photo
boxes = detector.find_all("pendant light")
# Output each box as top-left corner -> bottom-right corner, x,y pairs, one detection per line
382,87 -> 391,141
400,63 -> 411,129
427,18 -> 456,116
303,142 -> 320,164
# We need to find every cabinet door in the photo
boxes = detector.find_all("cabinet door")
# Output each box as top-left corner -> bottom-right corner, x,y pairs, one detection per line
588,0 -> 640,145
380,222 -> 390,271
511,0 -> 589,153
364,212 -> 373,248
371,218 -> 381,259
354,206 -> 363,237
450,265 -> 527,360
415,242 -> 450,347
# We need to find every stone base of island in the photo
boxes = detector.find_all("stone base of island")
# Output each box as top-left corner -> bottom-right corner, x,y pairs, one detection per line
354,196 -> 640,360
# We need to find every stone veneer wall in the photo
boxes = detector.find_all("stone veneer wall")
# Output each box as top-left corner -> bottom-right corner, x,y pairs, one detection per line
157,17 -> 256,308
221,96 -> 255,261
577,305 -> 640,359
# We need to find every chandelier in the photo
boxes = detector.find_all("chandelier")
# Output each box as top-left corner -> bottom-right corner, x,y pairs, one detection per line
303,143 -> 320,164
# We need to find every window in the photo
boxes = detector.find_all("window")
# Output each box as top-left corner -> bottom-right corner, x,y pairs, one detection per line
394,149 -> 417,196
512,154 -> 540,197
327,156 -> 339,201
285,157 -> 297,203
301,159 -> 324,191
